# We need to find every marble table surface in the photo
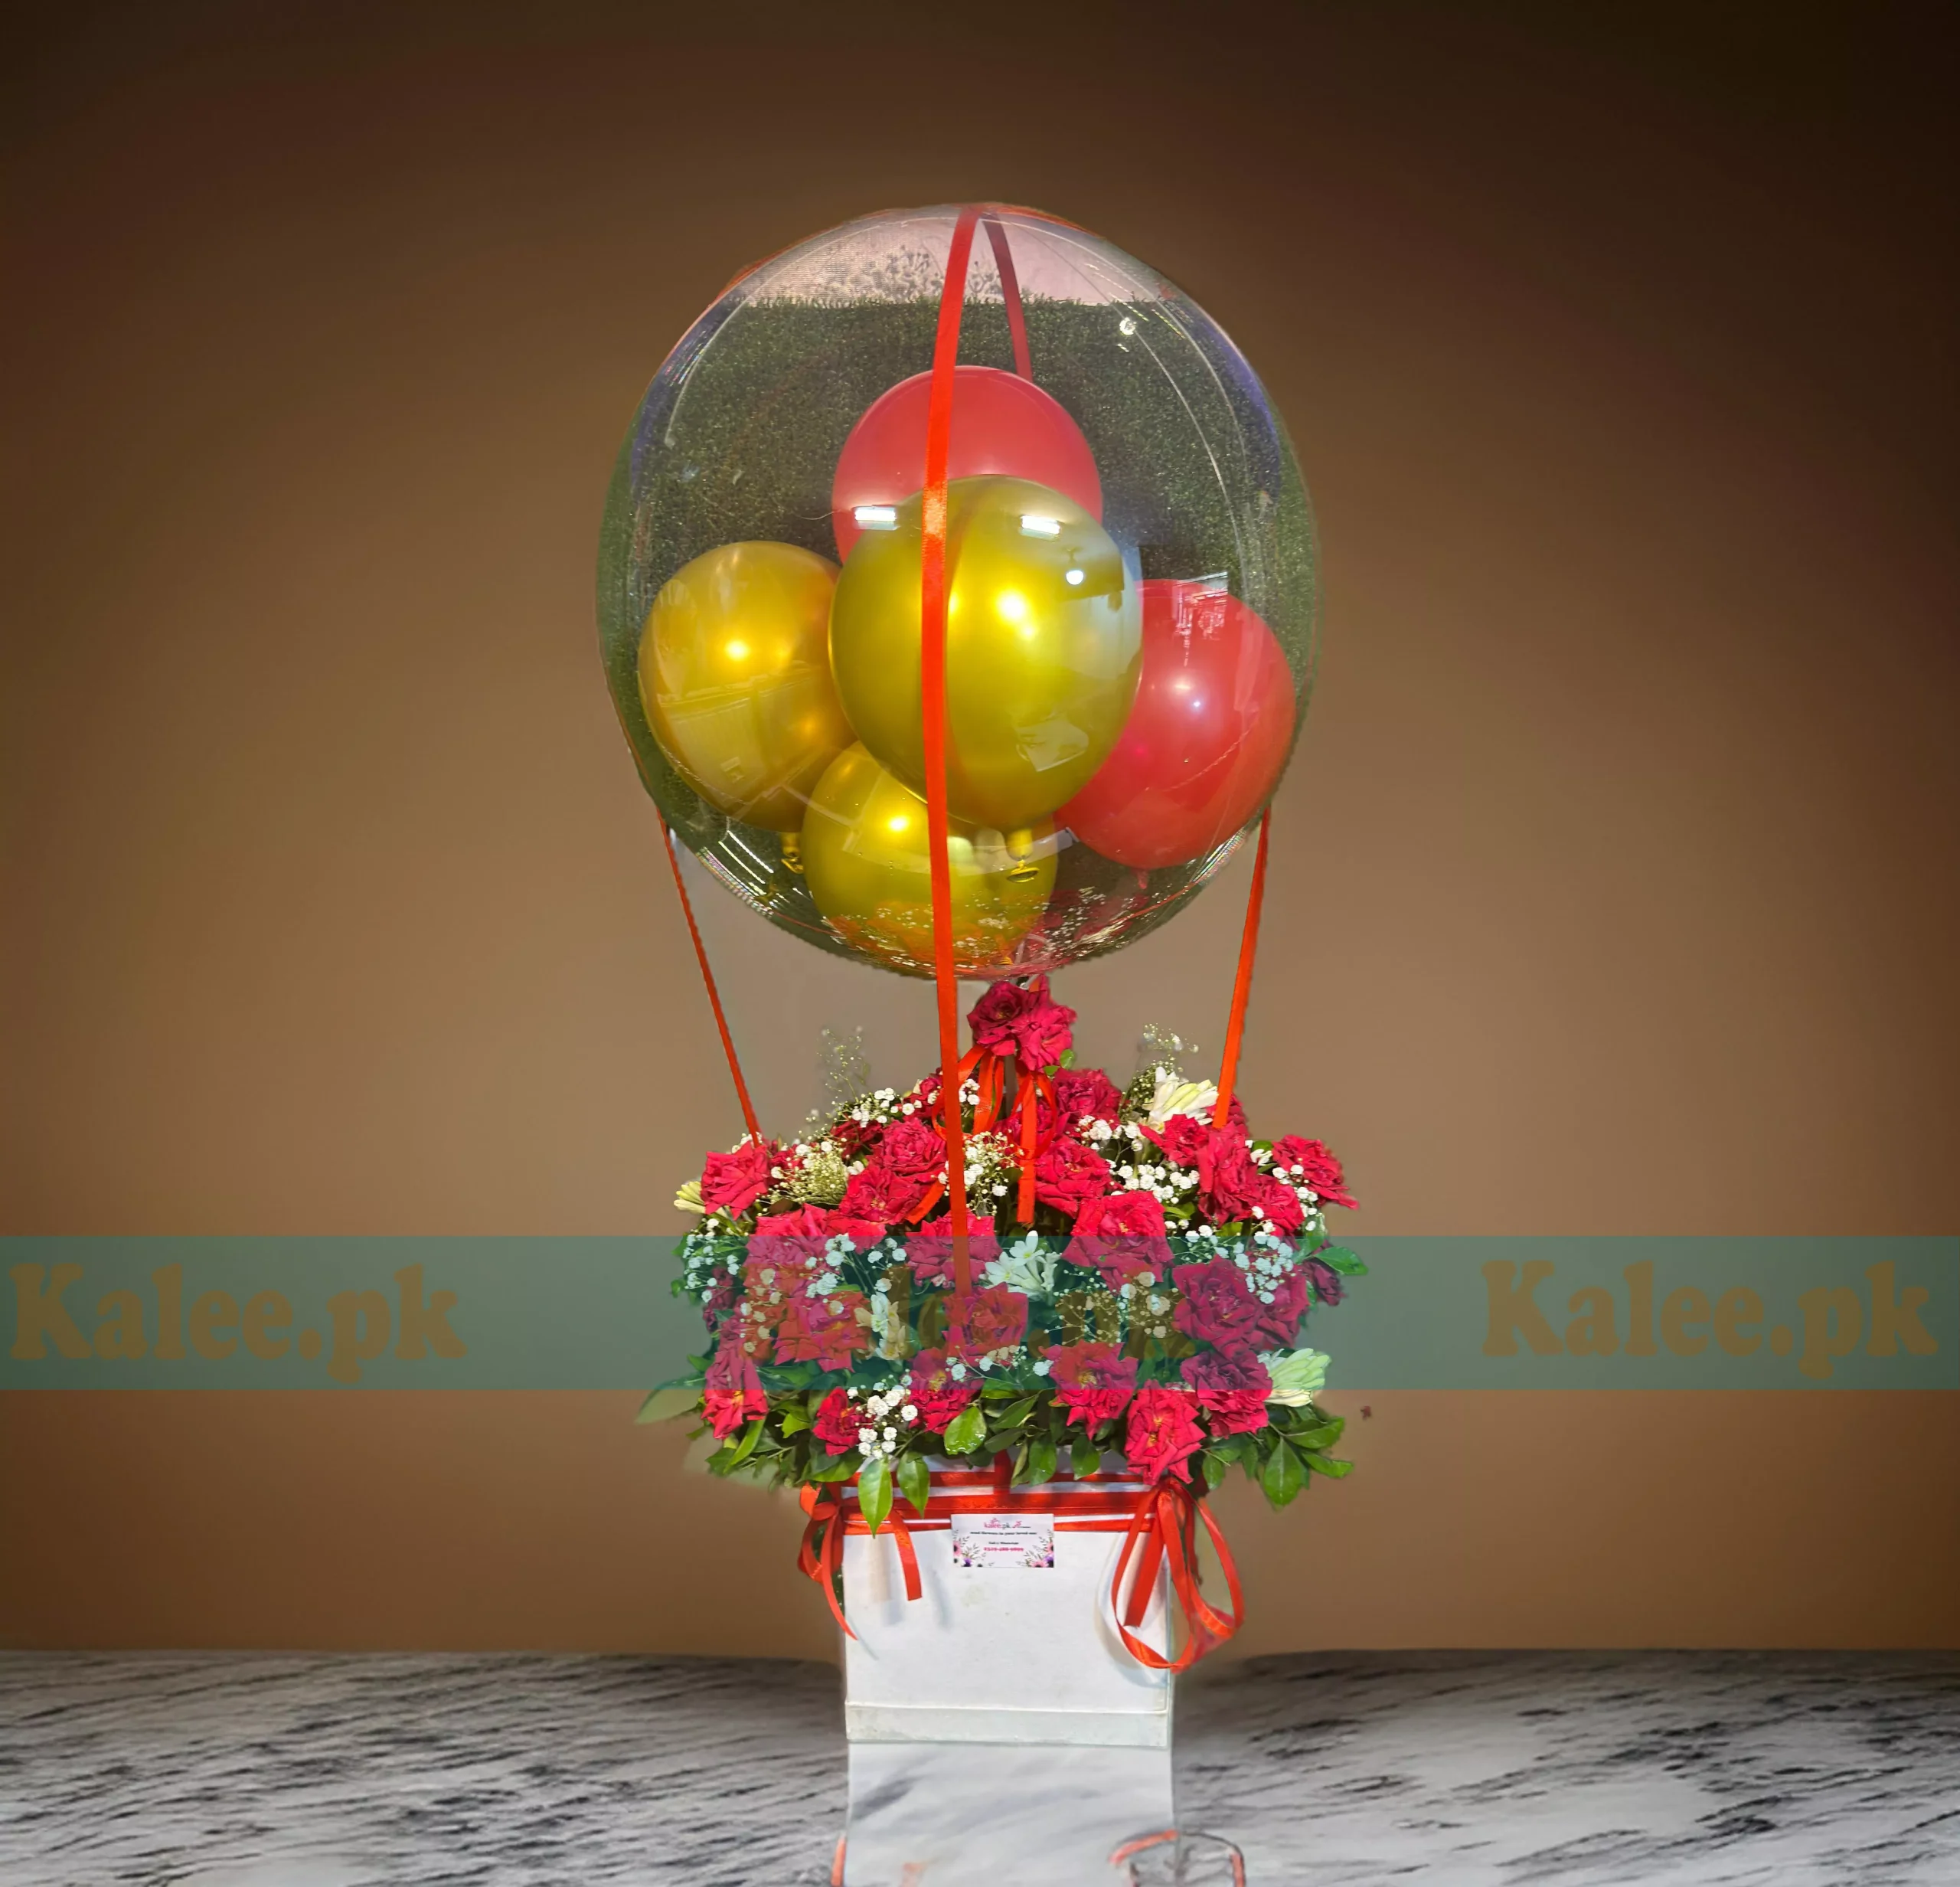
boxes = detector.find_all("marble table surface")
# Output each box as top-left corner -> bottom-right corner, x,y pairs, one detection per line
2,1650 -> 1955,1885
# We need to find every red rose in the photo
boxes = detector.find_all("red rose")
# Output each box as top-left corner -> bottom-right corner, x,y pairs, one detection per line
876,1115 -> 949,1181
905,1228 -> 1001,1287
1047,1340 -> 1138,1429
1068,1190 -> 1170,1287
1181,1349 -> 1272,1437
1253,1267 -> 1309,1349
968,974 -> 1076,1071
1043,1068 -> 1125,1134
1123,1382 -> 1204,1483
1034,1137 -> 1113,1218
774,1292 -> 871,1370
906,1348 -> 978,1434
946,1283 -> 1029,1364
1270,1136 -> 1356,1210
1171,1257 -> 1266,1353
837,1158 -> 929,1231
701,1139 -> 780,1216
702,1327 -> 766,1438
1141,1113 -> 1210,1167
812,1387 -> 864,1455
824,1207 -> 893,1249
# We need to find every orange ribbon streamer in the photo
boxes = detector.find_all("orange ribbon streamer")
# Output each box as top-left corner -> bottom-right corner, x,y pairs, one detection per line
1211,806 -> 1272,1131
798,1469 -> 1242,1671
658,818 -> 760,1143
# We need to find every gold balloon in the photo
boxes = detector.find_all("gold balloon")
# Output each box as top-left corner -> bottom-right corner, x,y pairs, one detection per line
829,476 -> 1142,832
801,743 -> 1057,976
638,541 -> 853,831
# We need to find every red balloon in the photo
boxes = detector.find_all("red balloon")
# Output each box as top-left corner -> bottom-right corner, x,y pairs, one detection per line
1059,580 -> 1296,871
831,365 -> 1102,561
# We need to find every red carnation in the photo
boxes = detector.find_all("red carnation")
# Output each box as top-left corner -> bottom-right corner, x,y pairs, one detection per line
968,975 -> 1076,1071
700,1139 -> 779,1216
907,1348 -> 978,1434
1181,1349 -> 1272,1437
1047,1340 -> 1138,1430
750,1204 -> 831,1261
702,1327 -> 766,1439
1068,1190 -> 1170,1287
1270,1136 -> 1357,1210
1034,1137 -> 1113,1218
1171,1257 -> 1266,1354
775,1291 -> 871,1371
1257,1175 -> 1306,1236
1197,1131 -> 1267,1225
946,1283 -> 1029,1364
1303,1255 -> 1344,1307
812,1387 -> 864,1455
1142,1114 -> 1210,1167
1124,1382 -> 1204,1483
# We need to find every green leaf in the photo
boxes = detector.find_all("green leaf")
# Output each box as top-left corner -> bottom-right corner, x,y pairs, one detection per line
858,1455 -> 893,1534
728,1418 -> 765,1468
1291,1419 -> 1344,1450
981,1380 -> 1024,1400
998,1396 -> 1040,1428
778,1405 -> 812,1437
810,1450 -> 859,1482
1304,1451 -> 1354,1479
1319,1245 -> 1367,1276
1262,1438 -> 1305,1508
897,1451 -> 932,1516
1018,1436 -> 1058,1486
704,1444 -> 740,1475
635,1385 -> 703,1425
1070,1434 -> 1101,1480
942,1405 -> 987,1456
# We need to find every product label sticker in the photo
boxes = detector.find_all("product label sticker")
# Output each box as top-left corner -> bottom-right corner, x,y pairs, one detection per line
950,1513 -> 1056,1569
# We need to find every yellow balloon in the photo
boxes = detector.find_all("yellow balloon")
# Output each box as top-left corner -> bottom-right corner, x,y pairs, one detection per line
801,744 -> 1057,976
638,541 -> 853,831
829,476 -> 1142,831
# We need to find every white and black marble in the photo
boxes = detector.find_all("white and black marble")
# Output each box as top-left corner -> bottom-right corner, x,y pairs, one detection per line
2,1651 -> 1955,1885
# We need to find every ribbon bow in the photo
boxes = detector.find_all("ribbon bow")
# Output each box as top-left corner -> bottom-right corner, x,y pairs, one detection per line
796,1467 -> 1243,1673
911,1041 -> 1058,1226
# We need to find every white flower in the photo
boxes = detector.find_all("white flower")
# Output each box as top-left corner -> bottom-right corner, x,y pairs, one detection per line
1261,1347 -> 1330,1405
983,1241 -> 1057,1298
674,1181 -> 707,1215
1146,1072 -> 1218,1127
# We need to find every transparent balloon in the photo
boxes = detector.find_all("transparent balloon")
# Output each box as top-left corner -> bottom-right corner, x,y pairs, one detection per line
597,204 -> 1318,979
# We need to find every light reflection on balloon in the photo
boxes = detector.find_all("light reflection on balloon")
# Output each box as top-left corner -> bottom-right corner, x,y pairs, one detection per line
637,541 -> 853,832
829,476 -> 1142,833
1058,578 -> 1295,869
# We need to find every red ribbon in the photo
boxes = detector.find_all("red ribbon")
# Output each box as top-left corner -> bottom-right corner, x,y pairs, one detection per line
797,1468 -> 1242,1671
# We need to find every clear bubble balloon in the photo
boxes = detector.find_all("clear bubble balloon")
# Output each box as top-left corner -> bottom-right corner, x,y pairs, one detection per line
597,204 -> 1318,979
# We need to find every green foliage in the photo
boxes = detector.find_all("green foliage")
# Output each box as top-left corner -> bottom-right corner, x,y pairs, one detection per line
941,1405 -> 987,1455
897,1451 -> 932,1517
857,1455 -> 893,1534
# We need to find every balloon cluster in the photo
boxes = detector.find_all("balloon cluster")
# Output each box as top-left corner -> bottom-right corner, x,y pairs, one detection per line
635,363 -> 1296,976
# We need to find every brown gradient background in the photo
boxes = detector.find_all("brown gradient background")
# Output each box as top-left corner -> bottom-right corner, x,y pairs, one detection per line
3,2 -> 1956,1654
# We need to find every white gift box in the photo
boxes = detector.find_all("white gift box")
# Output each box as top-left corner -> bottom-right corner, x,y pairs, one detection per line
838,1467 -> 1178,1883
841,1468 -> 1173,1748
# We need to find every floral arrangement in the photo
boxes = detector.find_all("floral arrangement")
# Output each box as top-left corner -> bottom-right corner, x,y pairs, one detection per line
662,978 -> 1362,1535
